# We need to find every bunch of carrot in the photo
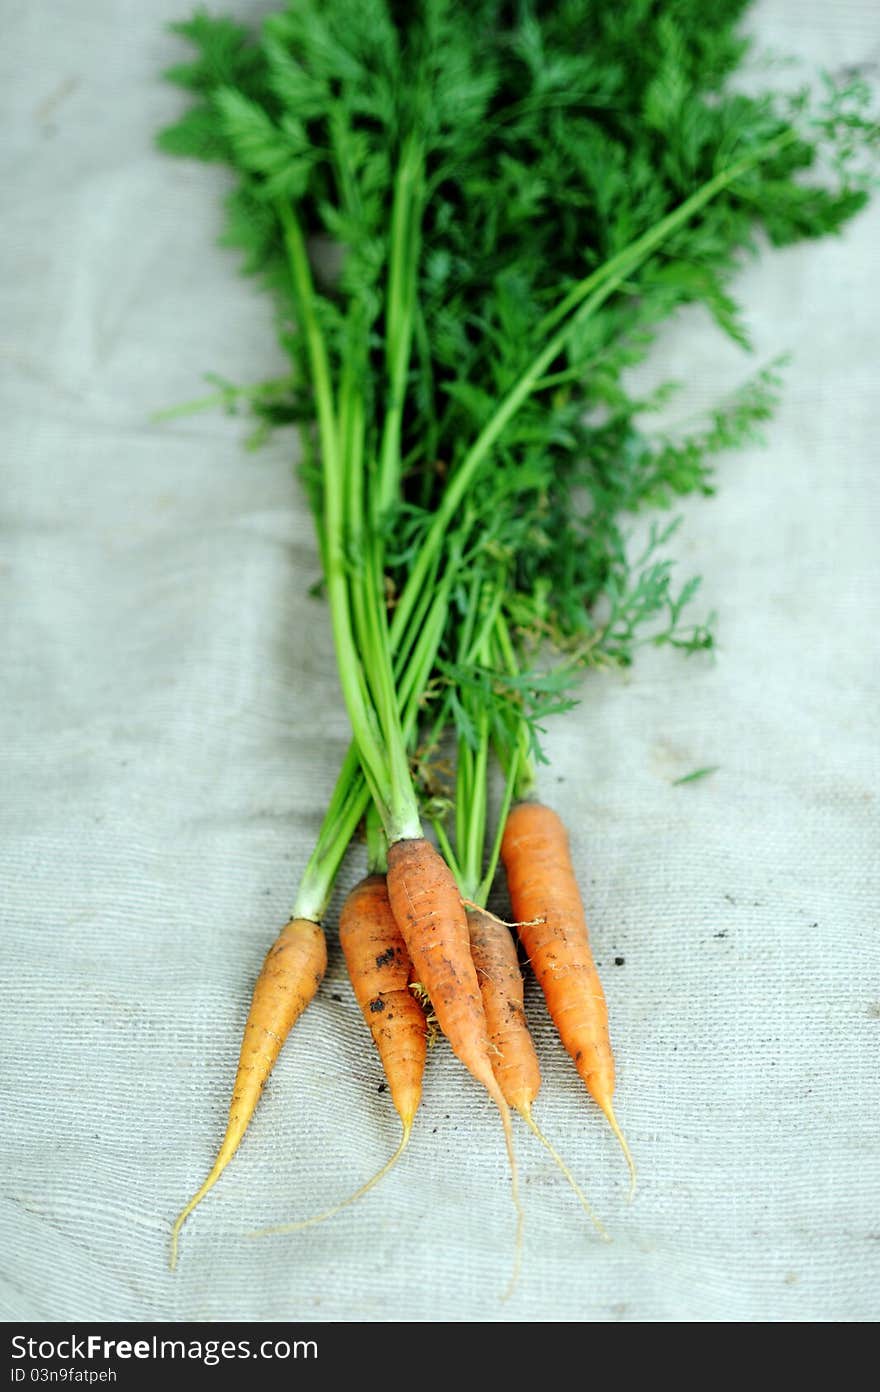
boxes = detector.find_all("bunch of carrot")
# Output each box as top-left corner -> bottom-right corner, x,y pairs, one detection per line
158,1 -> 876,1270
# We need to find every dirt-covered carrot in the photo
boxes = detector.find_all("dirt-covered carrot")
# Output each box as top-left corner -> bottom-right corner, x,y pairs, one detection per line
341,873 -> 426,1127
501,800 -> 636,1194
169,916 -> 326,1268
467,904 -> 607,1236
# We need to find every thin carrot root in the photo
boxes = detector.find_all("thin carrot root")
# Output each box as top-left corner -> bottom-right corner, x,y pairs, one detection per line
252,1119 -> 413,1237
440,1005 -> 523,1298
462,902 -> 535,1295
459,898 -> 543,931
170,1142 -> 234,1272
519,1106 -> 610,1240
169,916 -> 326,1270
495,1080 -> 524,1303
598,1097 -> 637,1200
408,981 -> 439,1046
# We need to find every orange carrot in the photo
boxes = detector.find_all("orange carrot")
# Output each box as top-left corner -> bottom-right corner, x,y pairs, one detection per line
500,802 -> 635,1193
169,917 -> 327,1267
386,837 -> 524,1279
466,904 -> 540,1113
467,904 -> 607,1236
386,838 -> 508,1110
254,875 -> 426,1238
340,874 -> 427,1131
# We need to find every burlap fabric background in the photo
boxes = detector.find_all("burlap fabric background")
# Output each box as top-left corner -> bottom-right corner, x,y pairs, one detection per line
2,0 -> 878,1321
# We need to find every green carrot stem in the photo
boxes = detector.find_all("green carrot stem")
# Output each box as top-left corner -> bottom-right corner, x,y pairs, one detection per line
278,199 -> 403,831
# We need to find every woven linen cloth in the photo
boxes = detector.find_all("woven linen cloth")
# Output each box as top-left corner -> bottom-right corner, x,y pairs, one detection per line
2,0 -> 878,1323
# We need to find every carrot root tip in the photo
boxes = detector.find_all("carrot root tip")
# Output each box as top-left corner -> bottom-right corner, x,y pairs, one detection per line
600,1100 -> 637,1200
168,1156 -> 230,1272
250,1119 -> 414,1238
518,1105 -> 610,1242
490,1084 -> 523,1301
